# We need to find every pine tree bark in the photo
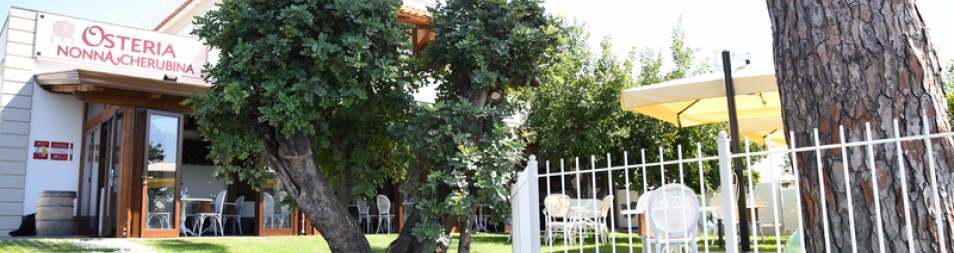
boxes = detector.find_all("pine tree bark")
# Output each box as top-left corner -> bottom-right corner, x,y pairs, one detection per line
766,0 -> 954,252
262,130 -> 372,253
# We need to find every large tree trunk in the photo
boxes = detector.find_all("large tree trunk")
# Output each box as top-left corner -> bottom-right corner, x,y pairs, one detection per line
262,130 -> 372,253
387,208 -> 424,253
387,156 -> 427,253
766,0 -> 954,252
456,199 -> 481,253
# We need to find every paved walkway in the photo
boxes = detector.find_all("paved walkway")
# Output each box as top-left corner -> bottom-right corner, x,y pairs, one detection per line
73,238 -> 162,253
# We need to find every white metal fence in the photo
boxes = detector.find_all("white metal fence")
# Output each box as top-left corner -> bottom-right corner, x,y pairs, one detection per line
511,115 -> 954,253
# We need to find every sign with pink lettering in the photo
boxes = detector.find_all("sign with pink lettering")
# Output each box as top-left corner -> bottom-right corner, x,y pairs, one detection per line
34,13 -> 208,83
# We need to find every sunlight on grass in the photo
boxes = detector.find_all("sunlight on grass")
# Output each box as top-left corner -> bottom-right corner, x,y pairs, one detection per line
0,239 -> 94,252
130,233 -> 789,253
541,233 -> 790,253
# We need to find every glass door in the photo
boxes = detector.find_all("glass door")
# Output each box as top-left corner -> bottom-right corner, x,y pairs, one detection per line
258,170 -> 297,236
97,111 -> 123,237
78,127 -> 101,236
78,109 -> 123,237
140,111 -> 184,237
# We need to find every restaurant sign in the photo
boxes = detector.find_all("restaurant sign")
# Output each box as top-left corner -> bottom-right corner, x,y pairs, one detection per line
34,13 -> 207,81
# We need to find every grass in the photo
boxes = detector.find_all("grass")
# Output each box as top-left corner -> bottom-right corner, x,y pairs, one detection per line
131,233 -> 790,253
132,233 -> 510,253
543,234 -> 790,253
0,238 -> 94,252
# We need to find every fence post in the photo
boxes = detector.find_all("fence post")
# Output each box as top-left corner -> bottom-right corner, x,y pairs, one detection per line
718,132 -> 739,253
512,155 -> 541,253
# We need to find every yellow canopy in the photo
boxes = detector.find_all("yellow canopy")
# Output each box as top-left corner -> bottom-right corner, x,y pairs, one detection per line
620,66 -> 786,146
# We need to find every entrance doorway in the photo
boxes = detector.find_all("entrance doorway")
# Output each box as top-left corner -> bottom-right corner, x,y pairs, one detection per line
78,108 -> 123,237
140,110 -> 184,237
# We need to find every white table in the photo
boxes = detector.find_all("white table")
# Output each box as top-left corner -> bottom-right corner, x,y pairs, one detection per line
179,197 -> 213,236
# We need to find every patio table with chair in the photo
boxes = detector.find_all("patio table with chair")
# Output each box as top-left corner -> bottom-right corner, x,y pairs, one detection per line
542,194 -> 614,246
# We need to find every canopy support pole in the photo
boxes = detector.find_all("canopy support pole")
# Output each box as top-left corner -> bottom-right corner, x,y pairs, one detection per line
722,50 -> 751,252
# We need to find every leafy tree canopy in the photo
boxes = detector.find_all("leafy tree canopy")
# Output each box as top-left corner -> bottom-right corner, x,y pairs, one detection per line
188,0 -> 418,250
189,0 -> 415,194
387,0 -> 562,252
517,19 -> 756,195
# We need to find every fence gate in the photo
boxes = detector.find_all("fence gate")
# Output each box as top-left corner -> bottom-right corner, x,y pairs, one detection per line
511,115 -> 954,253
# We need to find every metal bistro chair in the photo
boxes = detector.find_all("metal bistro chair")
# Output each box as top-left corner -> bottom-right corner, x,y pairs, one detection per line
647,184 -> 700,253
223,195 -> 245,234
749,197 -> 769,243
146,193 -> 172,229
356,198 -> 377,233
708,194 -> 738,246
376,195 -> 395,233
275,191 -> 290,228
542,194 -> 575,246
263,193 -> 275,228
194,190 -> 228,236
573,195 -> 614,245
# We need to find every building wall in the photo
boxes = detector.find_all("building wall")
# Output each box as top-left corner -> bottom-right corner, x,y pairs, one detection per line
22,83 -> 83,216
180,164 -> 226,202
0,8 -> 37,235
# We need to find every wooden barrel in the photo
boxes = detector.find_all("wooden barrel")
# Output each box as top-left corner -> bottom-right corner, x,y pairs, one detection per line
35,190 -> 76,237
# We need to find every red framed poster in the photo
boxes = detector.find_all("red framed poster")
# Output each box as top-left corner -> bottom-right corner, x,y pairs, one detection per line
50,142 -> 72,161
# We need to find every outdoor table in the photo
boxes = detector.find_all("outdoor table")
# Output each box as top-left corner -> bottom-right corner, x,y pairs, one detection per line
710,205 -> 767,246
180,197 -> 213,236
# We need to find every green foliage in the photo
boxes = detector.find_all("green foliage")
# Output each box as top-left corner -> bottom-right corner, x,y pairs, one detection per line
390,0 -> 562,251
943,60 -> 954,128
422,0 -> 562,98
517,19 -> 744,195
148,142 -> 165,163
187,0 -> 416,197
391,99 -> 525,251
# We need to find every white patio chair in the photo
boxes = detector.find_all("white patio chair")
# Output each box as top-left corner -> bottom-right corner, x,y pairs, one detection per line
194,190 -> 227,236
708,194 -> 742,245
749,197 -> 766,242
634,193 -> 654,253
576,195 -> 614,245
376,195 -> 395,233
647,184 -> 700,253
223,195 -> 245,234
356,198 -> 376,233
542,194 -> 575,246
275,191 -> 290,228
263,193 -> 275,228
146,194 -> 172,229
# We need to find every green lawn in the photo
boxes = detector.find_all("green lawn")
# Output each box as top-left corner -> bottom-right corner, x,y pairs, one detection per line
543,234 -> 790,253
0,238 -> 95,252
130,233 -> 789,253
132,233 -> 510,253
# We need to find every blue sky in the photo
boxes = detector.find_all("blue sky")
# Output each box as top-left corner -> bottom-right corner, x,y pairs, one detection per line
1,0 -> 167,28
2,0 -> 952,68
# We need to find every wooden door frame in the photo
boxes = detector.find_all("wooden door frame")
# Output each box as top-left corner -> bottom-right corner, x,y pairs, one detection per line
75,124 -> 102,236
95,115 -> 114,237
138,110 -> 185,238
256,190 -> 299,236
115,107 -> 137,237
